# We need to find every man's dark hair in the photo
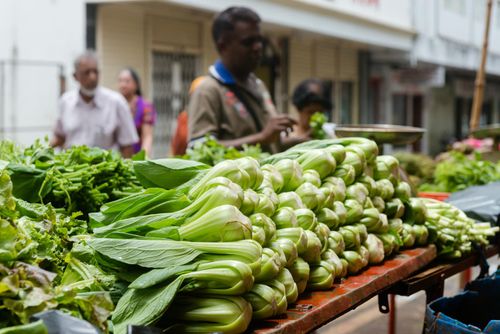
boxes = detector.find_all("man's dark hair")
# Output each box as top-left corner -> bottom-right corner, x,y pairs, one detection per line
292,79 -> 332,111
212,7 -> 261,45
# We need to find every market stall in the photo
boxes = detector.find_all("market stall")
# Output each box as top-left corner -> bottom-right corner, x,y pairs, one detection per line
1,136 -> 498,334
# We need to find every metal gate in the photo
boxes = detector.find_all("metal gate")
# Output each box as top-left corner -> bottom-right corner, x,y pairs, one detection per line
152,52 -> 197,158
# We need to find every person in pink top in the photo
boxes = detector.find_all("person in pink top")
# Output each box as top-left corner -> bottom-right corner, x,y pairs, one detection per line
118,68 -> 157,157
51,51 -> 138,158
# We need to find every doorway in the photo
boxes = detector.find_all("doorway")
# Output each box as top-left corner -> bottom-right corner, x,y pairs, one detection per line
151,52 -> 197,158
392,93 -> 424,151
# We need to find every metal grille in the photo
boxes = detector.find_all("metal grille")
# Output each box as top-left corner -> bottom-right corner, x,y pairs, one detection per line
152,52 -> 197,158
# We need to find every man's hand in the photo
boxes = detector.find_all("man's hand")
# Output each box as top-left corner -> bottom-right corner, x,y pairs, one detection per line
50,134 -> 65,148
259,115 -> 296,144
120,145 -> 135,158
281,129 -> 312,149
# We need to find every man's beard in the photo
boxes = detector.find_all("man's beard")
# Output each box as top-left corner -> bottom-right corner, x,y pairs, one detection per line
80,86 -> 97,97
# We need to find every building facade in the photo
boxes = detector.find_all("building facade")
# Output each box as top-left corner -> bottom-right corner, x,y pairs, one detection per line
0,0 -> 86,146
92,0 -> 413,157
4,0 -> 499,157
366,0 -> 500,154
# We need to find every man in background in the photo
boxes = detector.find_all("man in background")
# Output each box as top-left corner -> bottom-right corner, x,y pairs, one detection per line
51,50 -> 138,158
188,6 -> 296,153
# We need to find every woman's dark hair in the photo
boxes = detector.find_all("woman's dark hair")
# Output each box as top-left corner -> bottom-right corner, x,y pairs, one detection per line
292,79 -> 332,111
212,7 -> 261,46
123,68 -> 142,96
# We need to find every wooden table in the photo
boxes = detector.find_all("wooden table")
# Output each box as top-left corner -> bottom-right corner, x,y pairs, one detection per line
249,246 -> 437,334
386,244 -> 499,304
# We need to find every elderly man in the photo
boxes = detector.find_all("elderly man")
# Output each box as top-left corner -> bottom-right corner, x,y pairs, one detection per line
51,51 -> 138,158
188,6 -> 297,153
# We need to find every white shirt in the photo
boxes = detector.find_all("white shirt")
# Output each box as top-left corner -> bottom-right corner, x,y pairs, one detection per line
54,86 -> 139,150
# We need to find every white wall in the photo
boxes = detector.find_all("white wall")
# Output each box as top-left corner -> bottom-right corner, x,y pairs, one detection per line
293,0 -> 412,31
413,0 -> 500,76
167,0 -> 414,51
0,0 -> 85,146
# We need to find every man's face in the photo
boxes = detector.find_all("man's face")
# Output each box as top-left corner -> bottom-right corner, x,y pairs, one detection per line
219,20 -> 263,75
74,58 -> 99,91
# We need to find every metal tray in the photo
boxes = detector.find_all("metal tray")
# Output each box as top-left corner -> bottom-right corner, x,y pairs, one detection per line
334,124 -> 425,145
471,124 -> 500,139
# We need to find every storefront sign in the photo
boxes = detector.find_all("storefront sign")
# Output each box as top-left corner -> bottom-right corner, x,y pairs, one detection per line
392,66 -> 446,88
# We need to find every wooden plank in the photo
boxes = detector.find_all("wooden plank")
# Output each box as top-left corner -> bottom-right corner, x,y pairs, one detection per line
249,245 -> 437,334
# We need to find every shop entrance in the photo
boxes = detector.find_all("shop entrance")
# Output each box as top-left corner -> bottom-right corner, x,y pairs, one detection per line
392,93 -> 424,151
151,52 -> 197,158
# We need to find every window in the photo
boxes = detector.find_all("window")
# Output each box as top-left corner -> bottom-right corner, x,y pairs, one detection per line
392,94 -> 408,125
85,4 -> 97,49
320,80 -> 354,124
454,97 -> 492,139
340,82 -> 353,124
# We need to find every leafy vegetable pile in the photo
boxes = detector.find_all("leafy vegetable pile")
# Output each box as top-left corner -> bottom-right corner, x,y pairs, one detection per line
309,112 -> 328,139
393,152 -> 435,188
0,140 -> 141,217
0,168 -> 114,332
79,137 -> 498,333
419,151 -> 500,193
421,198 -> 498,259
181,135 -> 269,166
1,137 -> 497,334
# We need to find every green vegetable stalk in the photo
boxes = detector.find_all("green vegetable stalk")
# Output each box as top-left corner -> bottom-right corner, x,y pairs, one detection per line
295,182 -> 321,210
261,164 -> 284,193
276,227 -> 309,255
250,213 -> 277,244
309,112 -> 328,139
317,207 -> 340,230
303,169 -> 322,187
277,191 -> 305,210
273,159 -> 304,192
339,226 -> 361,250
302,230 -> 322,263
296,149 -> 336,179
255,248 -> 284,282
272,207 -> 298,229
323,176 -> 347,202
315,222 -> 331,253
270,239 -> 298,267
307,260 -> 334,290
364,234 -> 385,264
288,257 -> 310,294
164,295 -> 252,334
276,268 -> 299,304
327,231 -> 345,255
321,249 -> 343,278
244,283 -> 279,320
295,208 -> 318,231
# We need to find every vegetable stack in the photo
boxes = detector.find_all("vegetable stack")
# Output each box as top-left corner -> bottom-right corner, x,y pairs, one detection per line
2,136 -> 499,334
0,168 -> 114,332
420,198 -> 499,259
85,137 -> 427,332
0,140 -> 141,217
89,157 -> 267,334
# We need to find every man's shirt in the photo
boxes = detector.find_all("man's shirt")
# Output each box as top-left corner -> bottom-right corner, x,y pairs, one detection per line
54,86 -> 139,150
188,60 -> 277,151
